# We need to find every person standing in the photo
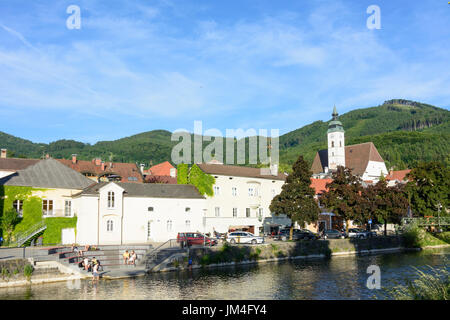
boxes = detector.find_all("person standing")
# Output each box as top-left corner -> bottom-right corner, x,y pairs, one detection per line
92,262 -> 99,282
123,250 -> 130,265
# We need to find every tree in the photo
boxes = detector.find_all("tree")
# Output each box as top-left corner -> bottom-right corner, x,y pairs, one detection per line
406,162 -> 450,217
319,166 -> 363,233
269,156 -> 320,240
363,180 -> 409,235
1,209 -> 20,245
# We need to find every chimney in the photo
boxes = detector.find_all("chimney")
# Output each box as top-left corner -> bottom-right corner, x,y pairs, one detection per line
1,149 -> 6,159
95,158 -> 101,166
101,162 -> 106,171
140,163 -> 145,174
170,167 -> 177,178
72,154 -> 77,164
270,163 -> 278,176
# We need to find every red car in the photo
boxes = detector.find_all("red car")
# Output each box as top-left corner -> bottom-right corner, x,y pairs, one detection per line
177,232 -> 218,246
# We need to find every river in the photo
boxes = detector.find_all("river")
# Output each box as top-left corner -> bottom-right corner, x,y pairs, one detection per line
0,247 -> 448,300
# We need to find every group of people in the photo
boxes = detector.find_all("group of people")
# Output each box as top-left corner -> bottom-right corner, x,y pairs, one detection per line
72,244 -> 101,281
122,250 -> 138,266
71,243 -> 97,257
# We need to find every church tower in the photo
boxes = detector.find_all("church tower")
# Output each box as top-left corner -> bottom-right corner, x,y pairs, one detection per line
327,106 -> 345,170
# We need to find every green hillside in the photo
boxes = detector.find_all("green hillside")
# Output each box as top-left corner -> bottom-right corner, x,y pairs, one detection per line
1,99 -> 449,170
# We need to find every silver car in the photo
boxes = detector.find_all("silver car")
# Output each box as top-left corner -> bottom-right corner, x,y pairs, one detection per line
226,232 -> 265,244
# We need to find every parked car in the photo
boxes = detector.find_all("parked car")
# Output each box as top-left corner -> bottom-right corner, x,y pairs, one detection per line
277,228 -> 319,241
348,228 -> 372,239
177,232 -> 218,246
227,232 -> 265,244
322,229 -> 346,239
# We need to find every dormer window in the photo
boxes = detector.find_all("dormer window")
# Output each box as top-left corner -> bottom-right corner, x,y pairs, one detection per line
185,207 -> 191,212
148,207 -> 154,212
108,191 -> 115,208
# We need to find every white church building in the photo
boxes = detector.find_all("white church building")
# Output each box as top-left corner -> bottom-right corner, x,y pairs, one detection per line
311,106 -> 388,182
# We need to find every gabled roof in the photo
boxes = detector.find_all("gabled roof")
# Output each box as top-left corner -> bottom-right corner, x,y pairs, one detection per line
58,159 -> 143,183
145,161 -> 175,176
80,182 -> 204,199
310,178 -> 333,195
197,163 -> 286,181
0,158 -> 40,172
311,142 -> 385,176
386,169 -> 411,182
0,158 -> 95,189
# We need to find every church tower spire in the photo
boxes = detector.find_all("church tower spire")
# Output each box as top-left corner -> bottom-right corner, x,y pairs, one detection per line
327,106 -> 345,170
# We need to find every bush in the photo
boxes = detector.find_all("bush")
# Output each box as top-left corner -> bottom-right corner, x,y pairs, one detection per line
402,224 -> 425,248
24,264 -> 33,280
1,267 -> 10,281
435,231 -> 450,244
200,254 -> 210,266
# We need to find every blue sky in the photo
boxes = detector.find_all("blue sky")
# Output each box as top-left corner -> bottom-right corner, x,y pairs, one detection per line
0,0 -> 449,144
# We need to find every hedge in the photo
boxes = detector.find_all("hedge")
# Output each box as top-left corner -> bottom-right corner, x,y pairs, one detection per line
41,217 -> 77,245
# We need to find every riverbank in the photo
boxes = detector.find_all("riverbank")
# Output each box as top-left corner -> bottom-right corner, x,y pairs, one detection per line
155,236 -> 405,272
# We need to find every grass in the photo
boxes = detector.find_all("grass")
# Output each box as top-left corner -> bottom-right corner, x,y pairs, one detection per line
381,264 -> 449,300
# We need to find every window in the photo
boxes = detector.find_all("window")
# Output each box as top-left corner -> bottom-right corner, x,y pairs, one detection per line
107,191 -> 115,208
232,208 -> 238,218
147,221 -> 152,240
107,220 -> 113,232
185,220 -> 191,230
167,220 -> 173,231
148,207 -> 154,212
248,188 -> 254,197
13,200 -> 23,217
42,199 -> 53,216
64,200 -> 72,217
232,187 -> 237,196
258,208 -> 263,219
215,207 -> 220,217
271,189 -> 276,197
340,141 -> 342,147
213,186 -> 220,196
246,208 -> 250,218
331,141 -> 335,148
185,207 -> 191,212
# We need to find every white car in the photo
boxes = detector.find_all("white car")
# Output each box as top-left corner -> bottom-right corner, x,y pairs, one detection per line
226,232 -> 265,244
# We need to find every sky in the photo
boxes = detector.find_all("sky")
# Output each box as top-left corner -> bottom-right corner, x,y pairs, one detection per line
0,0 -> 449,144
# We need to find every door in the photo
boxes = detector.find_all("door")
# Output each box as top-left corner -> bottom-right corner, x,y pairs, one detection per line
61,228 -> 76,245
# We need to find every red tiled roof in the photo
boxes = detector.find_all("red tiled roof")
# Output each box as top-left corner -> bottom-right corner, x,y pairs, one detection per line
311,142 -> 385,176
58,159 -> 143,183
386,169 -> 411,182
310,178 -> 333,195
145,161 -> 175,176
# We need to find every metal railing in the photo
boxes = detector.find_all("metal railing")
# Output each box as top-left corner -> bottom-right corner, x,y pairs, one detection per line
11,220 -> 47,247
402,217 -> 450,227
146,239 -> 180,261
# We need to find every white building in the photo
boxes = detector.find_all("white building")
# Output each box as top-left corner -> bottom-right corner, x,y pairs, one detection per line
311,107 -> 388,182
73,182 -> 206,245
196,163 -> 290,236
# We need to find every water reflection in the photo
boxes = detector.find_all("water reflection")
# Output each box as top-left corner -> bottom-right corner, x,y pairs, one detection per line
0,248 -> 448,300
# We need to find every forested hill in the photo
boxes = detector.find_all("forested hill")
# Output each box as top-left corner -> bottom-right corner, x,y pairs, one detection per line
1,99 -> 449,170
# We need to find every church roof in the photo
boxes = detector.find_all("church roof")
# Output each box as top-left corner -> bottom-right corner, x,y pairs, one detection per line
311,142 -> 385,176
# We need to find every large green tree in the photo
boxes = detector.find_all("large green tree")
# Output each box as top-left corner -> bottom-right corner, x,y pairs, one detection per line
362,180 -> 409,235
319,166 -> 363,233
269,156 -> 320,240
406,162 -> 450,217
1,209 -> 20,245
